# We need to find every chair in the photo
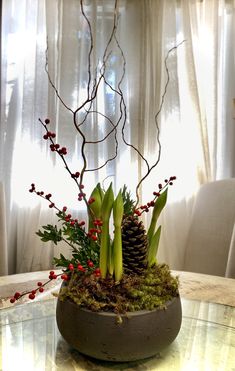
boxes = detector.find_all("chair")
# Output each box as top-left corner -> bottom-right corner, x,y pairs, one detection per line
183,179 -> 235,278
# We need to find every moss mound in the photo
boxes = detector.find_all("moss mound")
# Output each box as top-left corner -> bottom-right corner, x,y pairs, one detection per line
58,264 -> 179,314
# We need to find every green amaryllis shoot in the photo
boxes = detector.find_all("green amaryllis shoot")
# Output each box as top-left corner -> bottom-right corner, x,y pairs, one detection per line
147,188 -> 168,246
100,183 -> 114,278
108,241 -> 114,276
148,226 -> 161,267
88,183 -> 104,227
113,190 -> 124,281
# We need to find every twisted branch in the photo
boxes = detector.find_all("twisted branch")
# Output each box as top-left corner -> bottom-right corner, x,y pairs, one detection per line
45,0 -> 185,209
133,40 -> 186,205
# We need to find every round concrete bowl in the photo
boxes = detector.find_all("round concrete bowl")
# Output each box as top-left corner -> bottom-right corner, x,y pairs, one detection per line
56,295 -> 182,362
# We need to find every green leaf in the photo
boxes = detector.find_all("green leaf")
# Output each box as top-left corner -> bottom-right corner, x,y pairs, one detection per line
148,226 -> 161,267
121,185 -> 135,216
113,190 -> 124,281
113,190 -> 124,228
88,182 -> 104,220
147,188 -> 168,246
100,183 -> 114,278
36,225 -> 62,244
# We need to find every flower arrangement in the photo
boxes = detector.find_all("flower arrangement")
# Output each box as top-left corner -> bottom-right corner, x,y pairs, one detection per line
9,0 -> 181,314
9,116 -> 178,311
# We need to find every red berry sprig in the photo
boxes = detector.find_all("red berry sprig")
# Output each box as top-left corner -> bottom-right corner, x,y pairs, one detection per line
9,271 -> 63,303
38,118 -> 83,187
9,261 -> 102,304
28,184 -> 88,229
134,176 -> 176,216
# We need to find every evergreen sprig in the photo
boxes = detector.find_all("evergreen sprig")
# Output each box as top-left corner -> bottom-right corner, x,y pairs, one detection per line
36,213 -> 100,269
121,185 -> 135,217
36,225 -> 62,244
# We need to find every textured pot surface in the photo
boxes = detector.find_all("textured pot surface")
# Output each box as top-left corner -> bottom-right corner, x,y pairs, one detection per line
56,296 -> 182,362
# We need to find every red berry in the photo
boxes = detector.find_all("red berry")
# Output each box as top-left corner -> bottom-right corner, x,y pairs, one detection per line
14,292 -> 21,299
62,206 -> 67,212
31,290 -> 36,295
44,118 -> 50,124
87,261 -> 94,268
51,133 -> 56,138
39,287 -> 44,293
10,298 -> 16,303
153,192 -> 160,197
29,293 -> 35,300
80,184 -> 84,189
61,274 -> 69,281
158,184 -> 162,189
68,263 -> 74,271
59,147 -> 67,155
77,264 -> 84,271
37,282 -> 42,286
88,197 -> 95,204
49,203 -> 54,208
43,134 -> 48,140
52,274 -> 57,279
91,235 -> 97,241
50,270 -> 55,275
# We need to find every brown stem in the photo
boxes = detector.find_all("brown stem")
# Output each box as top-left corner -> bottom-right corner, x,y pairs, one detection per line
45,43 -> 73,114
134,40 -> 186,207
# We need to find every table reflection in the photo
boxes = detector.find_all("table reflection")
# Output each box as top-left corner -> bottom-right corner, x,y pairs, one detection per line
0,298 -> 235,370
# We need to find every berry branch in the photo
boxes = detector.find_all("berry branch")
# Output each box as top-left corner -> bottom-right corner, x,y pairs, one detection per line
9,265 -> 101,304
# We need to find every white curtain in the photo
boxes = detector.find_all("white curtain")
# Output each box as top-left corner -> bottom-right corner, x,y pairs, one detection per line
140,0 -> 235,269
1,0 -> 234,275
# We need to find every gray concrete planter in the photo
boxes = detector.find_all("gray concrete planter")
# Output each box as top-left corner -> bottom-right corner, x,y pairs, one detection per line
56,295 -> 182,362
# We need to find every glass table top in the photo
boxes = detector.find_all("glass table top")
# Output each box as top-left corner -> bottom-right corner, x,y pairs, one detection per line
0,297 -> 235,371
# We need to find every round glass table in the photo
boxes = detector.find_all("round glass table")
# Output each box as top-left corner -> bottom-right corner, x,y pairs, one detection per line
0,296 -> 235,370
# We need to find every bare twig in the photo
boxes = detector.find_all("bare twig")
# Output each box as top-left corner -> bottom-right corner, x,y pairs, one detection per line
134,40 -> 186,206
45,43 -> 73,114
44,0 -> 184,210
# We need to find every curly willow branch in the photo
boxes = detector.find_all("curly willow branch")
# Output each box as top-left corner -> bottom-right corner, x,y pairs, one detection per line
45,0 -> 121,189
133,40 -> 186,206
71,0 -> 123,185
45,0 -> 185,209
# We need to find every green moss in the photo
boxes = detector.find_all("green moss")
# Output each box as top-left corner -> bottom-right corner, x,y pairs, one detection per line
58,263 -> 179,314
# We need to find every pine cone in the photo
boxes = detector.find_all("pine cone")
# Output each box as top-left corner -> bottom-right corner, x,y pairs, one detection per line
121,215 -> 148,275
